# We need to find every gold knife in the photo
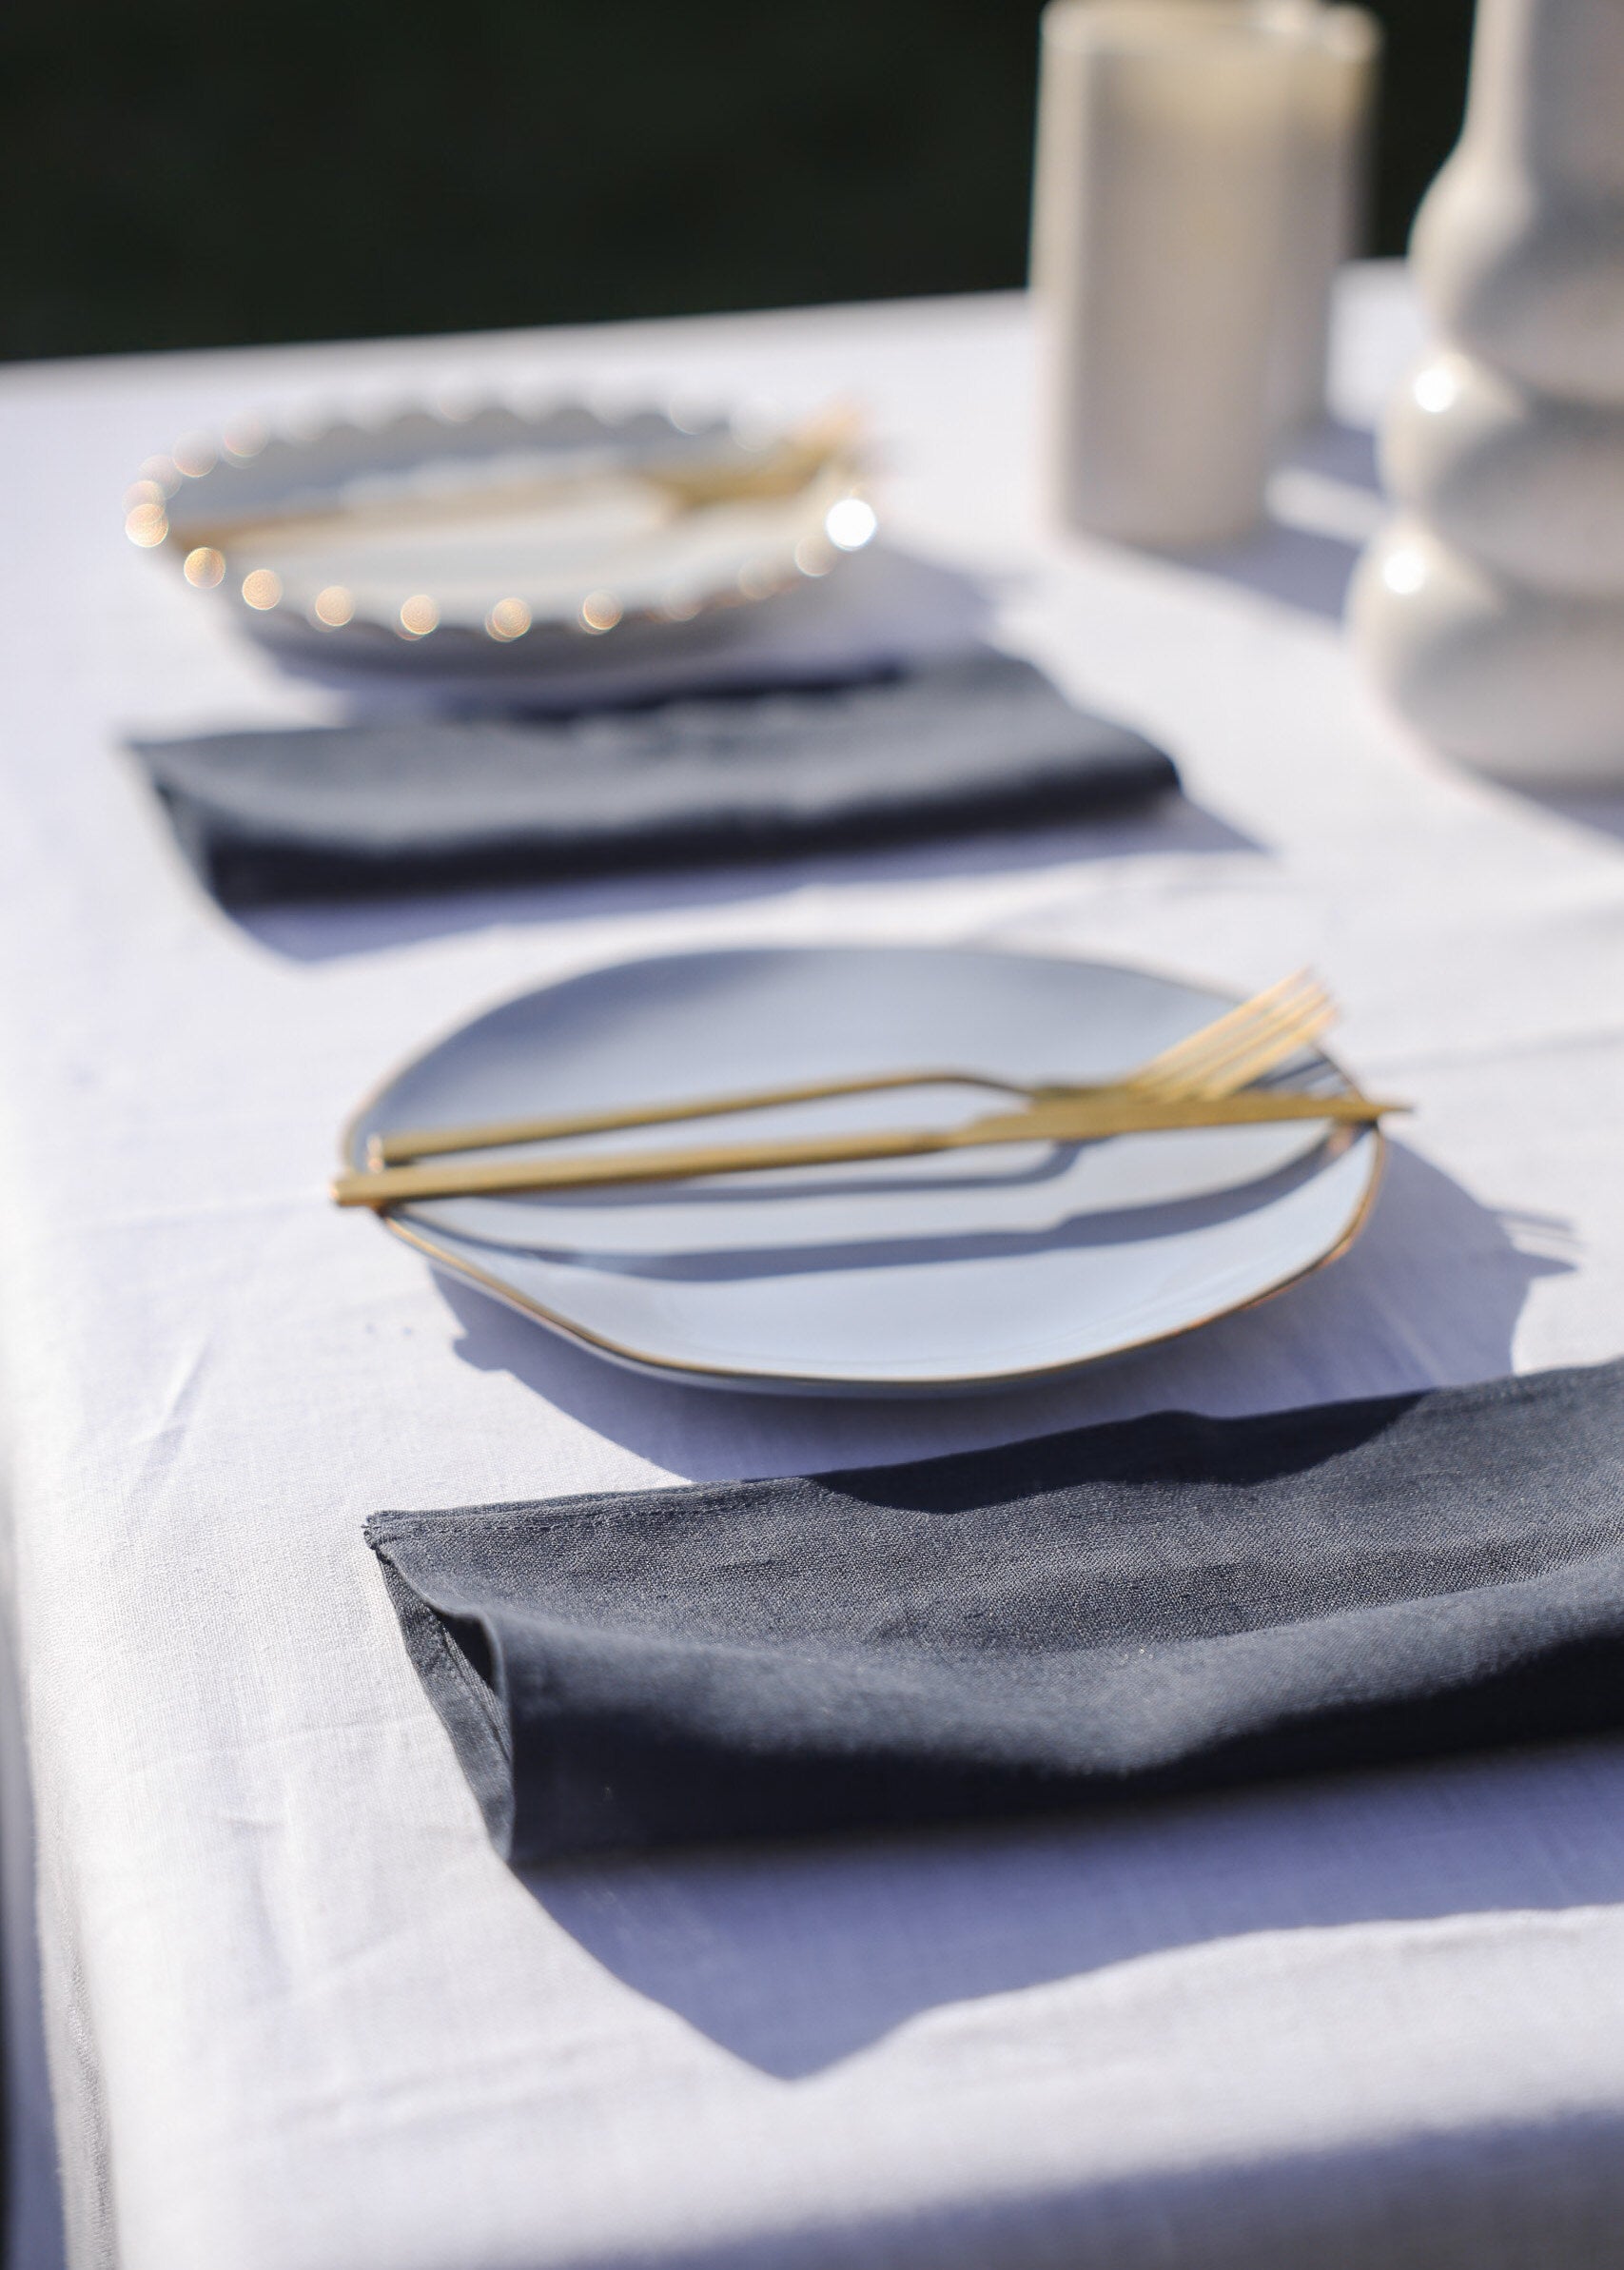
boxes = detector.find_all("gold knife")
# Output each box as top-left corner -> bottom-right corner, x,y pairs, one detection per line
332,1086 -> 1399,1210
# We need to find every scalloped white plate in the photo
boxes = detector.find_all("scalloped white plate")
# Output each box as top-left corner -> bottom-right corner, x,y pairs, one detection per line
134,398 -> 871,682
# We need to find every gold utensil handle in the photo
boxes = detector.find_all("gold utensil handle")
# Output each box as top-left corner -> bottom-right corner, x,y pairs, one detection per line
176,407 -> 862,555
650,404 -> 862,506
333,1089 -> 1399,1210
372,1067 -> 1019,1164
369,968 -> 1329,1164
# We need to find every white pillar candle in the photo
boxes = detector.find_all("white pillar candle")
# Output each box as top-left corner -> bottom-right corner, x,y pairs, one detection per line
1032,0 -> 1377,547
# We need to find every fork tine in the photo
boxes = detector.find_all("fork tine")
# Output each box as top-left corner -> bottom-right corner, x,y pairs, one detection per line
1129,973 -> 1328,1096
1153,996 -> 1331,1101
1128,971 -> 1315,1086
1174,1003 -> 1337,1099
1157,988 -> 1332,1096
1151,1003 -> 1328,1096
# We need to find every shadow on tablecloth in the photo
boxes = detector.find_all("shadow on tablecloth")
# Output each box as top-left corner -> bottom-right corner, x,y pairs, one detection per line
524,1734 -> 1624,2081
1159,418 -> 1383,623
548,2081 -> 1624,2266
236,792 -> 1259,964
435,1139 -> 1573,1484
1513,788 -> 1624,851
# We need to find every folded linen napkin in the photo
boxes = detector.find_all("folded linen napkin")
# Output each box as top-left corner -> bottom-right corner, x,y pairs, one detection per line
367,1360 -> 1624,1866
130,651 -> 1177,907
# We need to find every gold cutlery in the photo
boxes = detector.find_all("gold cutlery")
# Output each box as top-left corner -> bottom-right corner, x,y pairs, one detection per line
332,1086 -> 1399,1210
370,969 -> 1333,1166
174,407 -> 863,557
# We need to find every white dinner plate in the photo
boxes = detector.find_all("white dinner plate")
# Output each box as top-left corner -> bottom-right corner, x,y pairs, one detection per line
130,398 -> 872,686
344,946 -> 1383,1396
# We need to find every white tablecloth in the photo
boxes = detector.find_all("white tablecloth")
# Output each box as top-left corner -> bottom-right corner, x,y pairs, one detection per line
4,267 -> 1624,2270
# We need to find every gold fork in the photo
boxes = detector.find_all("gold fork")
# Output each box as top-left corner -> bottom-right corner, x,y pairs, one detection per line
334,1086 -> 1394,1209
369,969 -> 1332,1166
174,407 -> 864,557
334,974 -> 1397,1210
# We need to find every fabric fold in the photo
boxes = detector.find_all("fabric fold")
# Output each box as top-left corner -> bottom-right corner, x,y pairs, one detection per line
367,1360 -> 1624,1866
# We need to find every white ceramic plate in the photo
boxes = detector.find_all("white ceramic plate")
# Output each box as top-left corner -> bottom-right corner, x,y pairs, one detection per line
132,399 -> 872,683
346,947 -> 1382,1396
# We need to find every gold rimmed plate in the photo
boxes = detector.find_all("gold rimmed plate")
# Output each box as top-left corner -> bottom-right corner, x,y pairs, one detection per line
342,945 -> 1384,1397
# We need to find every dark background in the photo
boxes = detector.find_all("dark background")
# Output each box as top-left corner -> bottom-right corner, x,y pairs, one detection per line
2,0 -> 1476,365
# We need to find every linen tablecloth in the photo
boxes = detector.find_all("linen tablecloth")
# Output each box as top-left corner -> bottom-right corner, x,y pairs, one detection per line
3,268 -> 1624,2270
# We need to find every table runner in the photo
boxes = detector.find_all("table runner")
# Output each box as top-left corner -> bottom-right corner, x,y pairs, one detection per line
2,270 -> 1624,2270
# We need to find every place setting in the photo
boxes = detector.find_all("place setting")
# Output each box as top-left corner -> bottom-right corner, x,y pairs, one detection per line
125,384 -> 1183,910
336,945 -> 1624,1878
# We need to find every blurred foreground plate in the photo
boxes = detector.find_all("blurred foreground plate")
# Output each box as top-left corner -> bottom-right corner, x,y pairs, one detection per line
133,398 -> 873,691
345,946 -> 1382,1396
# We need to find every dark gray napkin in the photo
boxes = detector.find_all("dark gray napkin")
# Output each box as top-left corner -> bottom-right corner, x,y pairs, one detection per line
130,651 -> 1177,906
366,1360 -> 1624,1866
